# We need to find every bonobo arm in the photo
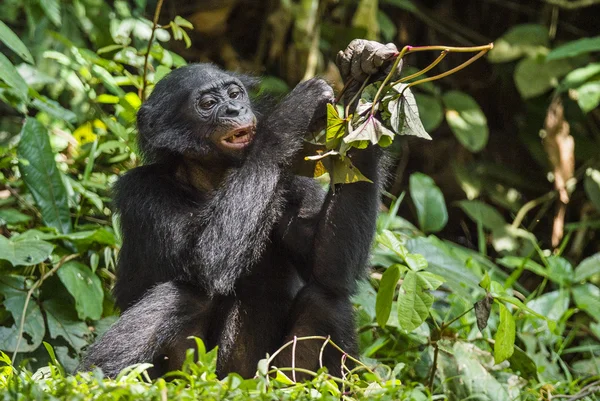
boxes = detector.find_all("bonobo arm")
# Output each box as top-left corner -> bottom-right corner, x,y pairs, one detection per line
115,79 -> 333,302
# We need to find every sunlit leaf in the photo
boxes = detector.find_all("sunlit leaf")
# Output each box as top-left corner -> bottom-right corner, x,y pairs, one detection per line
330,156 -> 373,185
326,103 -> 348,149
388,84 -> 432,140
376,264 -> 401,327
574,81 -> 600,113
494,303 -> 515,364
39,0 -> 62,26
345,115 -> 394,145
442,91 -> 488,152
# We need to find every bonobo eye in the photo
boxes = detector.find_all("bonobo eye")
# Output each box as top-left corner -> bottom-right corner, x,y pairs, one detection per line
228,85 -> 243,100
199,98 -> 217,110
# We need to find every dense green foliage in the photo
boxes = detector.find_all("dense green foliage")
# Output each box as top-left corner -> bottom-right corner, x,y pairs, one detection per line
0,0 -> 599,399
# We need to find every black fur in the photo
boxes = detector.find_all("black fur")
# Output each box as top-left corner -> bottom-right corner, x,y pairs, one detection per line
79,62 -> 384,379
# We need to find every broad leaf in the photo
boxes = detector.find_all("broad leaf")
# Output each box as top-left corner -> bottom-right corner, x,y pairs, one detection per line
494,303 -> 515,364
376,264 -> 401,327
442,91 -> 488,152
0,52 -> 28,99
388,85 -> 432,140
0,209 -> 32,225
329,156 -> 373,185
547,36 -> 600,60
17,118 -> 72,234
572,284 -> 600,322
326,103 -> 348,149
409,173 -> 448,233
377,230 -> 428,271
0,20 -> 34,63
514,57 -> 573,99
488,24 -> 549,63
547,256 -> 573,286
345,115 -> 394,146
525,290 -> 569,331
560,63 -> 600,90
457,200 -> 506,231
0,277 -> 45,352
397,270 -> 442,331
43,299 -> 89,352
0,235 -> 54,266
574,253 -> 600,282
57,261 -> 104,320
575,81 -> 600,113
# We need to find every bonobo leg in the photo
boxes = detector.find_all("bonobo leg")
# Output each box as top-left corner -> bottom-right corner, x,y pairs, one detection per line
78,282 -> 213,378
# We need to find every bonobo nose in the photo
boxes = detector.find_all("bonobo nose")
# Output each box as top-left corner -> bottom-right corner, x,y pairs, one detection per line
224,103 -> 246,117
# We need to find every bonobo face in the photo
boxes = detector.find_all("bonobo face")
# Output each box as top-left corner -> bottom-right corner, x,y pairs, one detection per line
191,70 -> 257,155
136,64 -> 258,164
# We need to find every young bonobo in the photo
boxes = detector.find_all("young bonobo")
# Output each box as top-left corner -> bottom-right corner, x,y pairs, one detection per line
79,40 -> 399,379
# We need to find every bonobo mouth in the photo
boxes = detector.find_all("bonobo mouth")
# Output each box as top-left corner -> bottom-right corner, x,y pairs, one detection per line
220,124 -> 256,149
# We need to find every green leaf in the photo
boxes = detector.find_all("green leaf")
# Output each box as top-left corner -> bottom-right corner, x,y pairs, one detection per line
0,20 -> 34,63
0,52 -> 28,99
0,235 -> 54,266
0,278 -> 45,352
494,303 -> 515,364
488,24 -> 549,63
547,36 -> 600,61
547,256 -> 573,285
574,253 -> 600,282
514,57 -> 573,99
414,93 -> 443,132
560,63 -> 600,90
572,284 -> 600,322
397,271 -> 442,331
498,256 -> 548,278
494,294 -> 554,330
326,103 -> 348,149
173,15 -> 194,29
508,346 -> 538,380
457,200 -> 506,230
17,118 -> 72,234
42,299 -> 89,352
328,156 -> 373,185
442,91 -> 488,152
388,85 -> 432,140
526,290 -> 569,328
575,81 -> 600,113
0,209 -> 32,225
57,261 -> 104,320
409,173 -> 448,233
585,168 -> 600,212
39,0 -> 62,26
376,264 -> 401,327
345,115 -> 394,146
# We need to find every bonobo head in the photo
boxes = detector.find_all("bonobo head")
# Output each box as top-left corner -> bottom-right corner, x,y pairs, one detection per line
136,64 -> 257,165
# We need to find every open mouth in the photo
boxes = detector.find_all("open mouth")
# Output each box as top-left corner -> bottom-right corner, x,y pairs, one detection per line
221,124 -> 256,149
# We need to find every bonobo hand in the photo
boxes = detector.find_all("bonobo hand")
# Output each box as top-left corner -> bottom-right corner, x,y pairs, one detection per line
336,39 -> 402,107
271,77 -> 334,136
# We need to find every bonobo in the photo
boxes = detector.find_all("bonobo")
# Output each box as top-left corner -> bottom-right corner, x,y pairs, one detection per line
79,39 -> 399,378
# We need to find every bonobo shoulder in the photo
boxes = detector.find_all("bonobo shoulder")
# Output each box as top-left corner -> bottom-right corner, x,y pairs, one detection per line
112,164 -> 185,214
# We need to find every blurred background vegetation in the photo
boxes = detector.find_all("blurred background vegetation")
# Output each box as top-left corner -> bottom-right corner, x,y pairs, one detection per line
0,0 -> 599,399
